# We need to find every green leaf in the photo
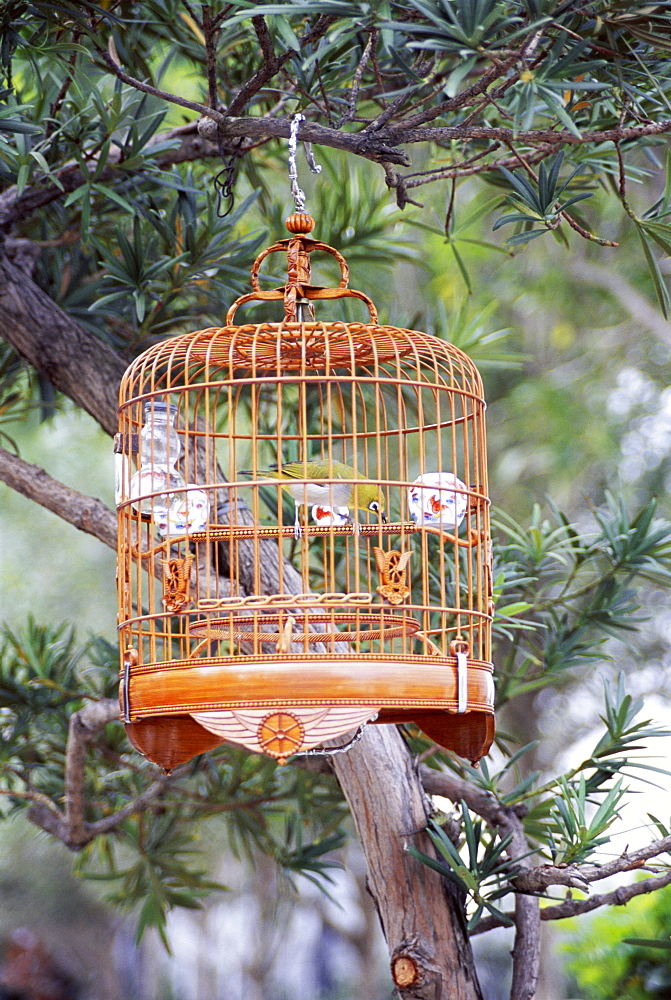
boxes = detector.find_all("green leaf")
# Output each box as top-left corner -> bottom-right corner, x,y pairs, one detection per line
636,223 -> 671,318
622,938 -> 671,950
0,119 -> 42,135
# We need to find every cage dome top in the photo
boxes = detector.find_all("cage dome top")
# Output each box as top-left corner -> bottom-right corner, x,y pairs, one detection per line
120,213 -> 486,383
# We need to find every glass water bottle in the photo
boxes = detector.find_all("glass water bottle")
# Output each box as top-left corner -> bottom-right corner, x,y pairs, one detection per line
129,402 -> 186,531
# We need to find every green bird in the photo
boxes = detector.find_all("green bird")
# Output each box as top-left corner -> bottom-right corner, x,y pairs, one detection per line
252,461 -> 387,537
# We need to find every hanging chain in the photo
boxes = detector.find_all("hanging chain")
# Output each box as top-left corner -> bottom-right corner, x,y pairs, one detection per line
288,112 -> 322,213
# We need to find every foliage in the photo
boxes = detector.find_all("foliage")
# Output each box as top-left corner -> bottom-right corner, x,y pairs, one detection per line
1,0 -> 671,310
412,496 -> 671,876
0,619 -> 350,939
492,494 -> 671,706
407,808 -> 516,929
493,151 -> 594,246
414,667 -> 671,873
561,882 -> 671,999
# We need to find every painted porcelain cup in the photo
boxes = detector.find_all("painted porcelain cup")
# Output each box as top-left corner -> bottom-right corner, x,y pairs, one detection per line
408,473 -> 468,528
311,504 -> 350,527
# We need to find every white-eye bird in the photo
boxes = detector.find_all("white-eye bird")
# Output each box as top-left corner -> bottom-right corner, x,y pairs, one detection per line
252,462 -> 387,538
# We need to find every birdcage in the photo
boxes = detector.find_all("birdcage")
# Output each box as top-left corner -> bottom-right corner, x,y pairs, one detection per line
116,212 -> 494,771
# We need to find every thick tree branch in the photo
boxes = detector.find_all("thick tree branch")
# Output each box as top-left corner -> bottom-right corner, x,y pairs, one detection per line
64,699 -> 120,847
199,114 -> 671,153
198,114 -> 411,165
23,698 -> 180,849
24,698 -> 115,843
0,255 -> 125,435
0,446 -> 117,550
6,111 -> 668,234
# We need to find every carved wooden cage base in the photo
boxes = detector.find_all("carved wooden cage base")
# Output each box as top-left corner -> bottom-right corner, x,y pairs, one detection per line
117,214 -> 495,768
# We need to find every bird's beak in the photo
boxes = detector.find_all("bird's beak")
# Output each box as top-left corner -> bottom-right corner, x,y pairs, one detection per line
382,512 -> 388,523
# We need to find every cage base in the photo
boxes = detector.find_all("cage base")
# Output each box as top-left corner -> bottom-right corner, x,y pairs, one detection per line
121,655 -> 494,720
123,705 -> 494,770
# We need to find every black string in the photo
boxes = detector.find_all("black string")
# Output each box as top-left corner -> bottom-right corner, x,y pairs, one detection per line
213,129 -> 244,218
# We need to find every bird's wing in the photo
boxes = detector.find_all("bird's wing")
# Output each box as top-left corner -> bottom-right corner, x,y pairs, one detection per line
304,462 -> 356,481
245,465 -> 295,480
271,463 -> 306,481
256,463 -> 356,485
330,462 -> 356,480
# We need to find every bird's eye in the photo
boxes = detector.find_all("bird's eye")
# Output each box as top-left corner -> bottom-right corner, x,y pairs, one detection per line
369,501 -> 379,513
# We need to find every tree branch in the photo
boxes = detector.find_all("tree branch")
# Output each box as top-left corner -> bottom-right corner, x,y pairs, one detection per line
24,698 -> 182,849
64,699 -> 120,847
7,110 -> 666,234
85,773 -> 177,838
337,30 -> 375,127
0,446 -> 117,550
98,48 -> 224,124
514,835 -> 671,893
0,254 -> 126,435
421,766 -> 671,891
386,120 -> 671,148
202,5 -> 220,110
379,45 -> 524,133
541,869 -> 671,920
225,16 -> 288,117
198,114 -> 411,165
420,766 -> 540,1000
198,114 -> 671,170
471,869 -> 671,934
0,122 -> 221,231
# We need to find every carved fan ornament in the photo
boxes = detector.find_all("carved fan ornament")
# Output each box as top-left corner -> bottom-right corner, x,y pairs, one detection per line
116,211 -> 495,771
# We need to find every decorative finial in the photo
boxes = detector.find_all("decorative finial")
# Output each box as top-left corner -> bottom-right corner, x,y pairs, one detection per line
285,213 -> 315,235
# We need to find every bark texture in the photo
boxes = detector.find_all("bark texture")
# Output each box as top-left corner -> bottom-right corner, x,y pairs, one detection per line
334,726 -> 484,1000
0,254 -> 125,435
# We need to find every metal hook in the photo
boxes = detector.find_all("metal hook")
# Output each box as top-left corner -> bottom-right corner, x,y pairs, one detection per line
288,112 -> 322,213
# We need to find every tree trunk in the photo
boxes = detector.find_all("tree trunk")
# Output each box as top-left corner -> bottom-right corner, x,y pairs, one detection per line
334,725 -> 483,999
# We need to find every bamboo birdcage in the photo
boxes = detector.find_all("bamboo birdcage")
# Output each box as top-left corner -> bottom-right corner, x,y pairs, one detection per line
116,213 -> 495,771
